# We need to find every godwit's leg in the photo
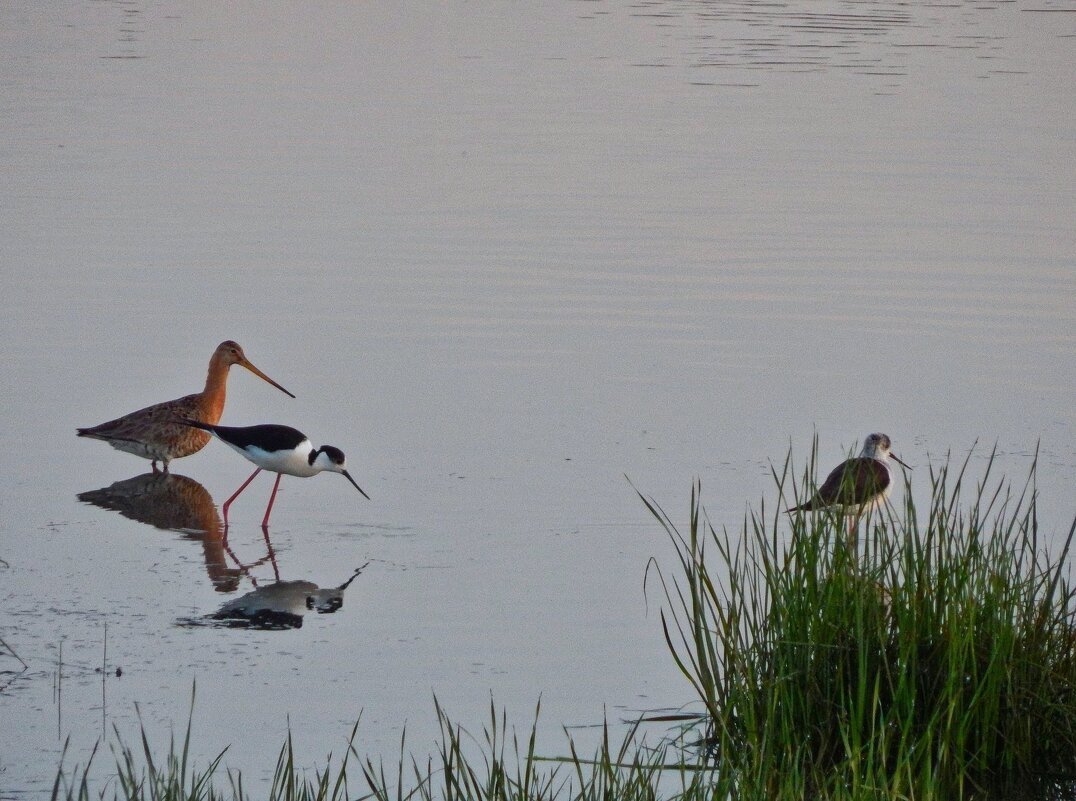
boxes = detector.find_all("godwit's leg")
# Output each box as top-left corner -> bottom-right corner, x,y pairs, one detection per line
261,473 -> 284,529
151,460 -> 160,475
222,468 -> 262,526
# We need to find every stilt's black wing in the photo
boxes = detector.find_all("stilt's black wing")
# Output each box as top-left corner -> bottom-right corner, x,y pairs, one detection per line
792,457 -> 891,511
180,421 -> 308,453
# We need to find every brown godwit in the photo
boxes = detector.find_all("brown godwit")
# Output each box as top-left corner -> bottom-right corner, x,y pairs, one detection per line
78,341 -> 294,473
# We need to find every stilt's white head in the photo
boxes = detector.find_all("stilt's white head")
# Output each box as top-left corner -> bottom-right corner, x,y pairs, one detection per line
312,446 -> 370,499
860,432 -> 910,469
860,433 -> 891,460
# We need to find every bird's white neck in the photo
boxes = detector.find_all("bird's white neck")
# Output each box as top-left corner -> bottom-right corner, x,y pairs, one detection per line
860,443 -> 889,461
309,448 -> 338,475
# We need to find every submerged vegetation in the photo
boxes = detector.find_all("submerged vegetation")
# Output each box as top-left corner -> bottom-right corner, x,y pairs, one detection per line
51,447 -> 1076,800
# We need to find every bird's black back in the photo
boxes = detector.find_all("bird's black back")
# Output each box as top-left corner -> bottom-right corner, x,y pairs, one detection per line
196,423 -> 308,453
790,457 -> 892,511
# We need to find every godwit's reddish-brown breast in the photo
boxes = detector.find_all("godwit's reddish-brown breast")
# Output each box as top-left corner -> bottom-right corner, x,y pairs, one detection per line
77,341 -> 294,473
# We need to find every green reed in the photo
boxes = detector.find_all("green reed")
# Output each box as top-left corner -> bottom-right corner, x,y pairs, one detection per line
642,444 -> 1076,799
50,693 -> 673,801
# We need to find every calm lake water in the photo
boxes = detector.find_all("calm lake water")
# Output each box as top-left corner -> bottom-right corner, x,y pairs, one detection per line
2,1 -> 1074,796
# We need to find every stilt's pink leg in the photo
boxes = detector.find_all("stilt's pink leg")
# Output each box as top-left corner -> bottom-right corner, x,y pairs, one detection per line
261,473 -> 283,528
223,468 -> 262,526
848,514 -> 862,554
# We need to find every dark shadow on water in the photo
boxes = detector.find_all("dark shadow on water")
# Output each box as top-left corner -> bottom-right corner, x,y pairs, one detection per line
77,472 -> 241,592
177,564 -> 369,631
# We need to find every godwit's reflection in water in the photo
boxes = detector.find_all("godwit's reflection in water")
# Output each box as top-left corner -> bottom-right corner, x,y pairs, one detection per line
77,472 -> 242,592
180,564 -> 369,630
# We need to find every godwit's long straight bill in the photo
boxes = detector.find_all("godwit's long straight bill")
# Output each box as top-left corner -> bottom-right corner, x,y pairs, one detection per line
235,356 -> 295,399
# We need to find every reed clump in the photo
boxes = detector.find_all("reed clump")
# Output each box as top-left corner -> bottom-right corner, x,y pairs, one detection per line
644,446 -> 1076,799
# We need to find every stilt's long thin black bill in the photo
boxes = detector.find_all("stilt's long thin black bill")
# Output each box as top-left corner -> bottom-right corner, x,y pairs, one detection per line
342,470 -> 370,500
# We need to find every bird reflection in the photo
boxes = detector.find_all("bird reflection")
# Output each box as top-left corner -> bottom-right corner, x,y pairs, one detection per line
77,472 -> 242,592
182,564 -> 369,630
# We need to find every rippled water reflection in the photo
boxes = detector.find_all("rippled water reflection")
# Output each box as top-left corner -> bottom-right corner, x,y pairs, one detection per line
626,0 -> 1036,83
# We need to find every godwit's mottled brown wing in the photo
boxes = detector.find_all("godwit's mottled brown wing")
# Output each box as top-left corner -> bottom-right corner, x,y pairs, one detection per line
77,392 -> 212,463
791,457 -> 891,511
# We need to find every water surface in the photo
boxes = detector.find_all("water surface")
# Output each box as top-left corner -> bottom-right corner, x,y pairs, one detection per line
1,1 -> 1074,796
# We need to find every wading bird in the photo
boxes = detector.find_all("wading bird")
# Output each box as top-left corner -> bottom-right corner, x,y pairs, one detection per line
787,433 -> 910,533
77,341 -> 294,473
175,420 -> 369,528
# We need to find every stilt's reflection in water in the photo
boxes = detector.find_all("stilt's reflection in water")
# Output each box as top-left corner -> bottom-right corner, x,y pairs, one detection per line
181,564 -> 369,630
77,472 -> 241,592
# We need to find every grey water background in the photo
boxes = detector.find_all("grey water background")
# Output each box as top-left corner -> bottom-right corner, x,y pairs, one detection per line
1,1 -> 1074,796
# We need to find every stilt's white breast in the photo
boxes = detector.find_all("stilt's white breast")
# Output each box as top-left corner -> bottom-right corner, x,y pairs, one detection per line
226,438 -> 319,476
